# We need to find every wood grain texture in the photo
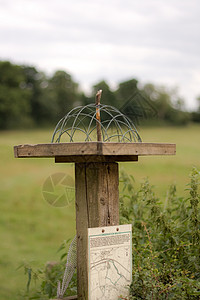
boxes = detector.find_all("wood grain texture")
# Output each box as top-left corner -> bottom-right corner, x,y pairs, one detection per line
55,155 -> 138,163
14,142 -> 176,158
75,162 -> 119,299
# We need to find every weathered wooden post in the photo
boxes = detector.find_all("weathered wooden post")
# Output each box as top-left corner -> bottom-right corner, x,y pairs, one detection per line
14,92 -> 176,299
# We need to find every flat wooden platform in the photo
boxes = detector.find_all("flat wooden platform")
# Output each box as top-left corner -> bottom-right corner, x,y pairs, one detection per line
14,142 -> 176,162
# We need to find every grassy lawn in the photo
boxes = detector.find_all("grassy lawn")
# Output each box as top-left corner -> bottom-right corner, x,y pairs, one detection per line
0,124 -> 199,299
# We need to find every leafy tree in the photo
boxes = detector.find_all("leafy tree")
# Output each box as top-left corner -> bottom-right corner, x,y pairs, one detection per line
115,79 -> 139,107
191,96 -> 200,123
197,96 -> 200,112
47,71 -> 80,121
142,83 -> 190,125
0,61 -> 32,129
92,80 -> 117,107
0,62 -> 82,128
0,60 -> 194,129
22,66 -> 51,125
115,80 -> 157,125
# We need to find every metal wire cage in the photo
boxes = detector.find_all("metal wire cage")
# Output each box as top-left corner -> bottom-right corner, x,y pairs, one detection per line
51,103 -> 142,143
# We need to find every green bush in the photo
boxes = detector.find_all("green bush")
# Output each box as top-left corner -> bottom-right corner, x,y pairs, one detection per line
20,168 -> 200,299
120,167 -> 200,299
18,239 -> 77,299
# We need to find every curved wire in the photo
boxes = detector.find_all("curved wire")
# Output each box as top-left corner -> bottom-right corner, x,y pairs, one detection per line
51,103 -> 142,143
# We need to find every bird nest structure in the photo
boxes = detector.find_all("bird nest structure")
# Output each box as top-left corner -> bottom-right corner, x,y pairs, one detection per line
51,91 -> 142,143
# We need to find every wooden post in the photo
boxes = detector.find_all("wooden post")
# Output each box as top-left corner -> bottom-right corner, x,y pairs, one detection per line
75,162 -> 119,299
14,141 -> 175,299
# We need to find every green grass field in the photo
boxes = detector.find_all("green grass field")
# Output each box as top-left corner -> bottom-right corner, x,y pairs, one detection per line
0,125 -> 200,299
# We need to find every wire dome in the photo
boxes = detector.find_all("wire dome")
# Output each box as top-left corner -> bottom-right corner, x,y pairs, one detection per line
51,103 -> 142,143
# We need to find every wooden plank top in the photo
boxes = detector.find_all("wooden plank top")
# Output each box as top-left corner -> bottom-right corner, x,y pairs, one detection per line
14,142 -> 176,160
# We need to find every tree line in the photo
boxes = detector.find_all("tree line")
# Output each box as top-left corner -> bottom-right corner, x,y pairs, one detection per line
0,60 -> 199,129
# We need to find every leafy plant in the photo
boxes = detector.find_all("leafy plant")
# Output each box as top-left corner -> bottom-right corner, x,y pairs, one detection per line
18,239 -> 77,299
119,167 -> 200,299
20,168 -> 200,299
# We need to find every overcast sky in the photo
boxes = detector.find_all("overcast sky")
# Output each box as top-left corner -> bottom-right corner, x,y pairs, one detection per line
0,0 -> 200,110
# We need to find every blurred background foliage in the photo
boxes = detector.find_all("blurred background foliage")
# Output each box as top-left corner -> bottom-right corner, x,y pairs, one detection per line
0,60 -> 200,130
